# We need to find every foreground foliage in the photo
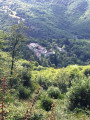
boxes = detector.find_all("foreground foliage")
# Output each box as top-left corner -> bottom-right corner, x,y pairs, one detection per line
68,77 -> 90,110
0,61 -> 90,119
0,29 -> 90,119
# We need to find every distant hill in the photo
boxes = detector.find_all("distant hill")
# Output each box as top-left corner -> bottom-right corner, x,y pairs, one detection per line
0,0 -> 90,67
0,0 -> 90,39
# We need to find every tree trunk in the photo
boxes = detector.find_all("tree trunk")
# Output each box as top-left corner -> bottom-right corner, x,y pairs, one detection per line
10,38 -> 18,88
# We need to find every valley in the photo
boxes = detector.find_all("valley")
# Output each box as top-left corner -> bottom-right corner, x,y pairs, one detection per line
0,0 -> 90,120
0,0 -> 90,67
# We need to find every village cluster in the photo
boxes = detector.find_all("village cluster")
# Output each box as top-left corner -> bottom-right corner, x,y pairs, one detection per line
28,43 -> 65,58
28,43 -> 55,57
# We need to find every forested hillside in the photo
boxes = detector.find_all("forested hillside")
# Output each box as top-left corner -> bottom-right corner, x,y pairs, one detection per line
0,0 -> 90,38
0,0 -> 90,119
0,31 -> 90,119
0,38 -> 90,119
0,0 -> 90,67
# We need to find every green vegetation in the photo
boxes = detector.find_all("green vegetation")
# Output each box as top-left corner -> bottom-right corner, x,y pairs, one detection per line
0,0 -> 90,119
0,0 -> 90,67
41,96 -> 53,111
0,37 -> 90,119
67,77 -> 90,110
47,86 -> 61,99
19,85 -> 31,99
0,0 -> 90,39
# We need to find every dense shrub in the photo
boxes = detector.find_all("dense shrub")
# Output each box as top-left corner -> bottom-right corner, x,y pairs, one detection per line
69,68 -> 80,80
58,94 -> 65,99
21,70 -> 32,87
34,66 -> 46,71
8,69 -> 33,89
29,114 -> 43,120
19,86 -> 31,99
10,77 -> 21,89
68,78 -> 90,110
22,62 -> 31,68
41,96 -> 53,111
84,68 -> 90,77
47,86 -> 61,99
38,76 -> 52,90
54,70 -> 69,93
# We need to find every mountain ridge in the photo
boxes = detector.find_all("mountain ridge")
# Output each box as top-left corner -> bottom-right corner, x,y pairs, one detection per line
0,0 -> 90,39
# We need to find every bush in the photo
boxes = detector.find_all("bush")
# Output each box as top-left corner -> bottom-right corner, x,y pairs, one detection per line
68,78 -> 90,110
58,94 -> 65,99
47,86 -> 61,99
84,68 -> 90,77
29,113 -> 43,120
69,68 -> 80,80
22,62 -> 31,68
21,70 -> 32,87
10,77 -> 21,89
54,70 -> 69,93
38,76 -> 52,90
19,86 -> 31,99
8,69 -> 33,89
41,96 -> 53,111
